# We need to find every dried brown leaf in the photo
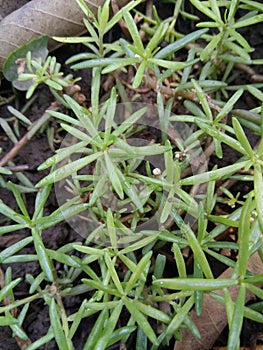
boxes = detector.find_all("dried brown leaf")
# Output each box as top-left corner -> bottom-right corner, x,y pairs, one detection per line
0,0 -> 133,71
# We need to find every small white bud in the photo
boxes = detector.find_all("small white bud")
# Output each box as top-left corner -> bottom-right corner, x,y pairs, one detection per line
153,168 -> 162,176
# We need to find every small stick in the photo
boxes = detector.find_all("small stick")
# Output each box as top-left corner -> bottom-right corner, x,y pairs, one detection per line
0,102 -> 59,168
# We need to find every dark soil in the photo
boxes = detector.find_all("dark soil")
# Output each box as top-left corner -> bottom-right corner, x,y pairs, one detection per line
0,2 -> 263,350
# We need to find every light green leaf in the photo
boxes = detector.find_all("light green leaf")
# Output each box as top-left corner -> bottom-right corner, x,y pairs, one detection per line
155,29 -> 208,59
36,152 -> 102,187
124,297 -> 158,346
232,13 -> 263,28
180,160 -> 249,185
153,278 -> 238,290
122,9 -> 144,53
104,151 -> 124,199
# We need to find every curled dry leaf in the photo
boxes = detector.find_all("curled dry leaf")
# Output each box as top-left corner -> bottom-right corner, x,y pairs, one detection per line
174,253 -> 263,350
0,0 -> 133,71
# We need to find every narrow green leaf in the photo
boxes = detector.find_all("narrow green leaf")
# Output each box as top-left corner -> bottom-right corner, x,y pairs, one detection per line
83,307 -> 108,350
104,88 -> 116,144
237,198 -> 252,278
102,57 -> 139,74
9,182 -> 30,219
227,0 -> 240,21
94,302 -> 123,350
247,85 -> 263,102
76,0 -> 98,23
209,0 -> 221,21
63,94 -> 101,140
153,254 -> 166,279
191,0 -> 222,21
0,278 -> 22,302
58,32 -> 92,44
123,9 -> 144,52
71,57 -> 121,70
191,79 -> 213,120
33,180 -> 53,220
160,188 -> 175,224
149,59 -> 186,71
49,299 -> 69,350
104,253 -> 123,294
25,328 -> 54,350
82,279 -> 122,297
120,232 -> 159,254
155,29 -> 208,59
106,209 -> 117,250
32,228 -> 55,282
0,315 -> 17,326
36,152 -> 102,187
46,110 -> 81,126
0,166 -> 12,175
232,117 -> 254,158
180,160 -> 249,185
36,200 -> 87,230
0,224 -> 27,235
133,300 -> 171,324
124,297 -> 158,346
215,89 -> 244,122
232,13 -> 263,28
136,327 -> 147,350
201,33 -> 223,61
125,252 -> 152,295
0,200 -> 28,225
227,28 -> 253,52
113,107 -> 147,137
172,244 -> 187,278
46,250 -> 80,268
38,143 -> 88,170
98,0 -> 110,33
133,60 -> 147,88
196,120 -> 246,154
147,22 -> 166,53
153,278 -> 238,290
10,323 -> 28,341
224,288 -> 235,327
165,295 -> 195,336
105,0 -> 143,33
254,164 -> 263,231
183,225 -> 213,279
83,18 -> 98,41
8,106 -> 32,127
104,151 -> 124,199
73,245 -> 105,257
60,123 -> 94,144
0,237 -> 33,263
227,283 -> 246,350
244,283 -> 263,300
225,41 -> 251,60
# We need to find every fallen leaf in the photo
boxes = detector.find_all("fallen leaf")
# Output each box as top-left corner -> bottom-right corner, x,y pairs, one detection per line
0,0 -> 135,71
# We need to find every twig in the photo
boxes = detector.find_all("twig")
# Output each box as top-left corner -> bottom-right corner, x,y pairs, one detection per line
0,102 -> 59,168
111,0 -> 131,39
235,63 -> 263,83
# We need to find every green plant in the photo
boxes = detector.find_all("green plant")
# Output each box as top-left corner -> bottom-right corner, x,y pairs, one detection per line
193,0 -> 263,60
1,0 -> 263,349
